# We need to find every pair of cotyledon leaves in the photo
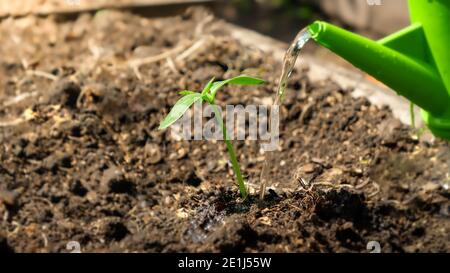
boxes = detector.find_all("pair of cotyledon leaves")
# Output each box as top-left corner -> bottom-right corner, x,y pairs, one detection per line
158,75 -> 265,130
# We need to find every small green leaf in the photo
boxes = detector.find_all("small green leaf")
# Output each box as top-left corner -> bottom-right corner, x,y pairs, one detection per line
210,75 -> 265,97
201,77 -> 215,96
179,90 -> 197,95
158,93 -> 202,130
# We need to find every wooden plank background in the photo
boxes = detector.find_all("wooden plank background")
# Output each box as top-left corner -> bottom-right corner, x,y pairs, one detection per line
0,0 -> 215,17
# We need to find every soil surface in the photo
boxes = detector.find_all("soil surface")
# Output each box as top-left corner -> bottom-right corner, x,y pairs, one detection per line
0,8 -> 449,253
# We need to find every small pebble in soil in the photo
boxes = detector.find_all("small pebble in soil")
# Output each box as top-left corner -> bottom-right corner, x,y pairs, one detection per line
301,163 -> 318,173
144,142 -> 162,164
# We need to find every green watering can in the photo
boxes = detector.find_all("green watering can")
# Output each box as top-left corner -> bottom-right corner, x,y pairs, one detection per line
308,0 -> 450,139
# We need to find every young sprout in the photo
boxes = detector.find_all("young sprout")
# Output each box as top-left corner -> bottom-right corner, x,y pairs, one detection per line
158,75 -> 266,199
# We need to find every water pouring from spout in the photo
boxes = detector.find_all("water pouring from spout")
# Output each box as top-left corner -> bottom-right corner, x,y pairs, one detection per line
259,28 -> 311,199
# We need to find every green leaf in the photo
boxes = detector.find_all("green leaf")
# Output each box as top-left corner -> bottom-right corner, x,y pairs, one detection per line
179,90 -> 197,95
210,75 -> 265,97
201,77 -> 215,96
158,93 -> 202,130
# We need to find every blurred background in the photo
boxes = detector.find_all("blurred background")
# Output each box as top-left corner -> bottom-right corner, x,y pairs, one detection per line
1,0 -> 409,40
217,0 -> 409,40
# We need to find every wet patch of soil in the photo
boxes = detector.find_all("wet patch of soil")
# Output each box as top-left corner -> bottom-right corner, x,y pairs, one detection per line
0,8 -> 449,252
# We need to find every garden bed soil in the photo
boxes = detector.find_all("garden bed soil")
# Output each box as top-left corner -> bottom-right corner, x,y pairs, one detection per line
0,8 -> 449,252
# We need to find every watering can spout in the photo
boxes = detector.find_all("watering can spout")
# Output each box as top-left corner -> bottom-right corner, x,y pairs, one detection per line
308,21 -> 450,118
307,3 -> 450,140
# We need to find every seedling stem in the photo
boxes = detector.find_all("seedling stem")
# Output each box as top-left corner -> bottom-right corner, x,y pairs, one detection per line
210,103 -> 247,199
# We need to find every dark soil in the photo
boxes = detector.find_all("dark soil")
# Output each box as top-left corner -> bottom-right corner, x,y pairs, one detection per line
0,8 -> 449,253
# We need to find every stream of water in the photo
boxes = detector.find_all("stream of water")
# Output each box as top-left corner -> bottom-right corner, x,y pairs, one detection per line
259,28 -> 312,199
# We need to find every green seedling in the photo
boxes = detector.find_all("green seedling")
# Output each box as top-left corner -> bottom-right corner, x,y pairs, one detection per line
158,75 -> 265,199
